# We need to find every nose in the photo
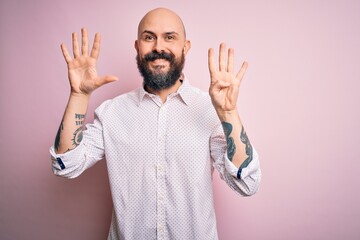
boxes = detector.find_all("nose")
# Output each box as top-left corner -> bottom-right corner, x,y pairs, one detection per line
153,39 -> 165,53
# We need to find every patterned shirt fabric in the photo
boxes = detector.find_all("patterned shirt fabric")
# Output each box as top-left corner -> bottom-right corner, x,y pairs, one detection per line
50,78 -> 261,240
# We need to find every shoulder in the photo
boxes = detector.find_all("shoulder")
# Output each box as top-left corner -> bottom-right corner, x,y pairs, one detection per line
94,88 -> 140,117
184,82 -> 213,107
182,81 -> 219,121
189,84 -> 209,97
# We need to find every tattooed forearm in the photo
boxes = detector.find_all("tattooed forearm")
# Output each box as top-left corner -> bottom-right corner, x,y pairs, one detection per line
71,126 -> 83,147
72,112 -> 85,146
239,126 -> 253,169
222,122 -> 254,179
54,121 -> 63,151
222,122 -> 236,161
69,113 -> 85,147
54,113 -> 85,151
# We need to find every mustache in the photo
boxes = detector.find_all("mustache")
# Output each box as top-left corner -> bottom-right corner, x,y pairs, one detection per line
144,51 -> 174,62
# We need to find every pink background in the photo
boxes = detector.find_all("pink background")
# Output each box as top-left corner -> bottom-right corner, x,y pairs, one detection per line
1,0 -> 360,239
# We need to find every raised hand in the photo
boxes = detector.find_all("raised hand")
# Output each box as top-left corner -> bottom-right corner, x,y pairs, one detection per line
61,28 -> 118,95
208,43 -> 248,113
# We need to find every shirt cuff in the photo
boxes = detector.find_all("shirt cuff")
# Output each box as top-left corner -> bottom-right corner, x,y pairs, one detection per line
49,142 -> 84,173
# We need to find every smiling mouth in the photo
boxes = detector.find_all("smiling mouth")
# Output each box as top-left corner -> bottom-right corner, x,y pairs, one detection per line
149,59 -> 169,70
151,58 -> 168,64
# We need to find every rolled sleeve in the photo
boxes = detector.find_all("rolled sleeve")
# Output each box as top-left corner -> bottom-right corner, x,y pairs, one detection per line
211,124 -> 261,196
50,142 -> 91,178
224,147 -> 261,194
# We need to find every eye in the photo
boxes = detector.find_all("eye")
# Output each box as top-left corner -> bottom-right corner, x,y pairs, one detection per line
144,35 -> 154,41
166,35 -> 175,41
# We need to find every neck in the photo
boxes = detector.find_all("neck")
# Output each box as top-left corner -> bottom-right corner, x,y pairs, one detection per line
145,78 -> 183,103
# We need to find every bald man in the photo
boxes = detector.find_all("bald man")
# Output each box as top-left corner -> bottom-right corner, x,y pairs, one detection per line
51,8 -> 261,240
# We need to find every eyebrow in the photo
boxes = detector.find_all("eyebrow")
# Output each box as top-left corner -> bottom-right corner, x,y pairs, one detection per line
141,30 -> 155,36
164,31 -> 178,35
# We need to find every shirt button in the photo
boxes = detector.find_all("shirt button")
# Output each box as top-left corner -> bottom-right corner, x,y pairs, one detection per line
159,194 -> 164,201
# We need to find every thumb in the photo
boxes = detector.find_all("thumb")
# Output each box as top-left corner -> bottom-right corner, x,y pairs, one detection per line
97,75 -> 119,86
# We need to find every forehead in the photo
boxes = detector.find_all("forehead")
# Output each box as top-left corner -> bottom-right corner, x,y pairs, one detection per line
138,9 -> 185,37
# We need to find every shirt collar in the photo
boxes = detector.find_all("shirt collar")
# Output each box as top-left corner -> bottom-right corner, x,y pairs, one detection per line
137,74 -> 194,106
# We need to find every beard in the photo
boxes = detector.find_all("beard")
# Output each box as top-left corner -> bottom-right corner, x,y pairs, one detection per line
136,50 -> 185,91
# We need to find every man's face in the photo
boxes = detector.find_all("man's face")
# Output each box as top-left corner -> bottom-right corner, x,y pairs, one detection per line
135,9 -> 191,90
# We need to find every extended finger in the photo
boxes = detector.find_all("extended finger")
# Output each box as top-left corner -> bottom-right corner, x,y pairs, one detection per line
208,48 -> 216,75
101,75 -> 119,83
61,43 -> 72,63
81,28 -> 89,56
72,32 -> 80,58
219,43 -> 226,72
227,48 -> 234,73
235,61 -> 249,83
90,33 -> 101,59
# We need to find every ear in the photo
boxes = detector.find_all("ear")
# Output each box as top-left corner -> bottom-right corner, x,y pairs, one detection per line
134,40 -> 139,52
183,40 -> 191,55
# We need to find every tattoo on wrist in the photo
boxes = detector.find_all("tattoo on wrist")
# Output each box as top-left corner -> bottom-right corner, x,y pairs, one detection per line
54,121 -> 64,151
222,122 -> 236,161
240,126 -> 253,169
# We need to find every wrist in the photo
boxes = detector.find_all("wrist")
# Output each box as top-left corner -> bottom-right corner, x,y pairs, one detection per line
216,109 -> 239,122
70,91 -> 91,100
68,92 -> 91,108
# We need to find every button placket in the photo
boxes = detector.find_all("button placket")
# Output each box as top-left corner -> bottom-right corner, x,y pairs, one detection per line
156,104 -> 167,239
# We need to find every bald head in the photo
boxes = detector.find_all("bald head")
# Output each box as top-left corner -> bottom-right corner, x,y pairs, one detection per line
137,8 -> 186,40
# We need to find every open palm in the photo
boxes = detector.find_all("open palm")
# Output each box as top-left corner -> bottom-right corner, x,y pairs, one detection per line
208,43 -> 248,112
61,28 -> 117,95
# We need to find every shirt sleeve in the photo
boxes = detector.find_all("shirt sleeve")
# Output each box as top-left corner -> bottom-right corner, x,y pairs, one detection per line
210,123 -> 261,196
49,105 -> 106,179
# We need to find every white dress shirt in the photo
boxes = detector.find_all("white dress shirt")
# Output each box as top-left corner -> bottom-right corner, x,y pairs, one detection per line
50,79 -> 261,240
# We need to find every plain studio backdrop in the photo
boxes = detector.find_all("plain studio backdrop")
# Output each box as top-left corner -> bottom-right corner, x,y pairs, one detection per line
1,0 -> 359,239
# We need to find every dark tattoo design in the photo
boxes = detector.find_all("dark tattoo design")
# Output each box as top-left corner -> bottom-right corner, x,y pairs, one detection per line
222,122 -> 254,179
239,126 -> 253,169
75,113 -> 85,119
222,122 -> 236,161
54,121 -> 64,151
54,113 -> 85,152
71,126 -> 83,147
75,113 -> 85,126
